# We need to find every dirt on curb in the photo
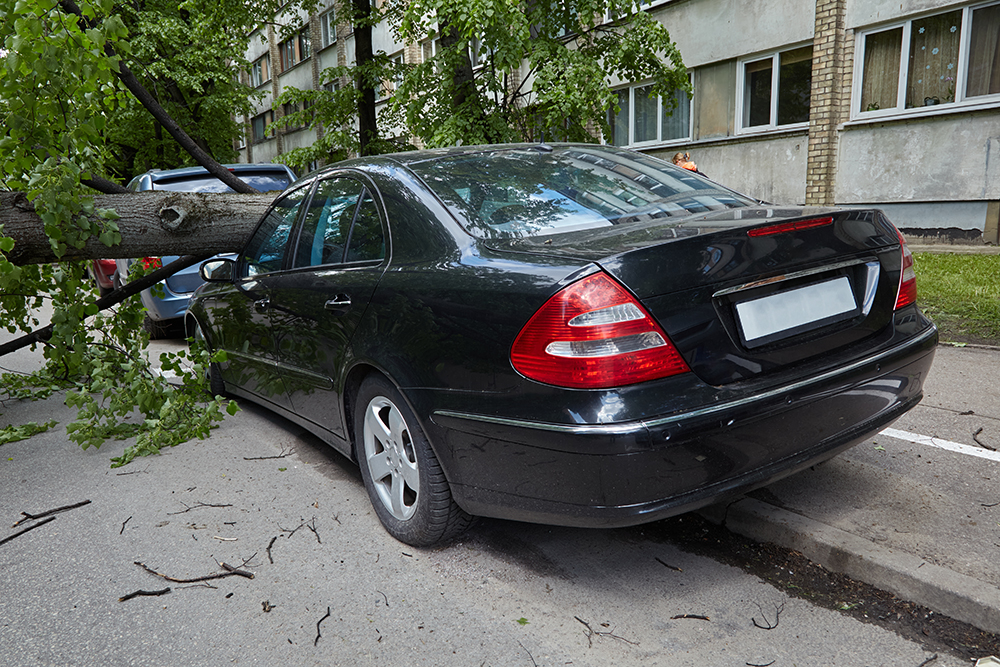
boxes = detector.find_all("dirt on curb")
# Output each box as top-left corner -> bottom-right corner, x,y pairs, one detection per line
650,513 -> 1000,663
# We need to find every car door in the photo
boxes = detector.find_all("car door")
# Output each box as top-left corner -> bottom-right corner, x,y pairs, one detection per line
213,184 -> 312,408
264,173 -> 389,441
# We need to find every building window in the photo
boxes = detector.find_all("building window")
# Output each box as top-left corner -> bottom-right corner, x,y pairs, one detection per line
320,9 -> 336,48
856,2 -> 1000,116
251,110 -> 274,142
250,55 -> 270,88
279,30 -> 310,72
738,45 -> 812,132
607,84 -> 691,146
469,36 -> 494,69
382,52 -> 405,98
299,30 -> 311,61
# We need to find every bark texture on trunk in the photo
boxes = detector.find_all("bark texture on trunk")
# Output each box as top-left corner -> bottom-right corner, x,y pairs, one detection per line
1,191 -> 274,265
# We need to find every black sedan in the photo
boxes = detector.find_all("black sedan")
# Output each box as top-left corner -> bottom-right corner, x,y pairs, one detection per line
186,143 -> 937,547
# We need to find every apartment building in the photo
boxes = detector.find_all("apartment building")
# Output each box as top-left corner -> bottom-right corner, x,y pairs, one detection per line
237,0 -> 1000,243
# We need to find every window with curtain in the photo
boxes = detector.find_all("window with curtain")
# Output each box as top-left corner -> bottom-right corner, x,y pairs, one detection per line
250,55 -> 269,88
607,83 -> 691,146
967,3 -> 1000,98
738,45 -> 813,132
856,2 -> 1000,116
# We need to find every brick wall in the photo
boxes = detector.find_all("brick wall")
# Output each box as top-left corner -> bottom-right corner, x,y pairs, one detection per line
806,0 -> 848,206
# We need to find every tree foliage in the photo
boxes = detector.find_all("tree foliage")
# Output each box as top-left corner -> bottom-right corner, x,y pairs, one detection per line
0,0 -> 288,465
393,0 -> 688,147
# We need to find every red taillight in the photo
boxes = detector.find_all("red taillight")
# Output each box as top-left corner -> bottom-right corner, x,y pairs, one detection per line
510,272 -> 690,389
895,230 -> 917,310
140,257 -> 163,270
747,217 -> 834,237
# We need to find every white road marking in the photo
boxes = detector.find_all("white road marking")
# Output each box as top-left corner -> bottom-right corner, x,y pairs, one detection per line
881,427 -> 1000,463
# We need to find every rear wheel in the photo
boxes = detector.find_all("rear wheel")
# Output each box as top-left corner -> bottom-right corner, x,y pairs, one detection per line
354,375 -> 472,547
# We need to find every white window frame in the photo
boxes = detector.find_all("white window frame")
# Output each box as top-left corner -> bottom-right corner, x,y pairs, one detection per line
605,82 -> 692,147
320,9 -> 336,48
851,1 -> 1000,121
735,43 -> 813,135
250,55 -> 269,88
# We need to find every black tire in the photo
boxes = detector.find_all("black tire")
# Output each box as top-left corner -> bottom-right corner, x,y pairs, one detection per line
354,375 -> 472,547
191,319 -> 226,397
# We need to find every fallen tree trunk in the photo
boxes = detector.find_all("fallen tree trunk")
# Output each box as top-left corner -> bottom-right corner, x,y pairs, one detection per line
1,191 -> 274,265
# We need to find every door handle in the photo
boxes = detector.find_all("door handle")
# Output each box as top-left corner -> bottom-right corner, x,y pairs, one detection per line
325,295 -> 351,311
253,298 -> 270,313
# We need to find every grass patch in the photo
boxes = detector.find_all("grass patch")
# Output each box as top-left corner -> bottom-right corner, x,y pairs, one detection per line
913,252 -> 1000,346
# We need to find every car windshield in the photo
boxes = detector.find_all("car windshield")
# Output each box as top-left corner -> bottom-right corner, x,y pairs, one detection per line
408,146 -> 756,239
153,173 -> 292,193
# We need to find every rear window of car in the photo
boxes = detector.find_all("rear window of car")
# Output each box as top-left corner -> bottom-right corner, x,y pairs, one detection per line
408,146 -> 756,239
152,173 -> 292,193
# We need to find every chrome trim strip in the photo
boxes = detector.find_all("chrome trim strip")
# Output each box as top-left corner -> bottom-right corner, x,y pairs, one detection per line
224,351 -> 334,389
712,257 -> 873,298
433,326 -> 936,435
861,261 -> 880,316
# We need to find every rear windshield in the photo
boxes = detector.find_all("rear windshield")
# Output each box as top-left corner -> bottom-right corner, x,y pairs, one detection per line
152,173 -> 292,193
408,146 -> 756,239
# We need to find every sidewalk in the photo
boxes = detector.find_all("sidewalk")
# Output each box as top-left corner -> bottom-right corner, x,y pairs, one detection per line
702,343 -> 1000,634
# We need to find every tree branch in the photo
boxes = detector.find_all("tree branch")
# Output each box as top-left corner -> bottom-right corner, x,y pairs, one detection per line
0,254 -> 210,357
57,0 -> 258,195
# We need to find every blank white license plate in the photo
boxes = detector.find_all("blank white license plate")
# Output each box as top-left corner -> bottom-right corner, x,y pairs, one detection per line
736,276 -> 857,345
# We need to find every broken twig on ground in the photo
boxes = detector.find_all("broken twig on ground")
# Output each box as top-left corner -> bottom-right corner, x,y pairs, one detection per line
167,501 -> 233,515
746,660 -> 776,667
973,428 -> 995,451
671,614 -> 711,621
12,499 -> 91,527
120,516 -> 132,535
656,557 -> 682,572
751,602 -> 784,630
134,560 -> 254,583
574,616 -> 638,648
315,606 -> 331,646
519,641 -> 538,667
307,518 -> 321,544
916,654 -> 938,667
266,535 -> 279,564
118,587 -> 171,602
243,448 -> 293,461
0,515 -> 57,547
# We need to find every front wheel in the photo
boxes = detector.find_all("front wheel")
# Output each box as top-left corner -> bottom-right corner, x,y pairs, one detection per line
354,375 -> 472,547
191,319 -> 226,397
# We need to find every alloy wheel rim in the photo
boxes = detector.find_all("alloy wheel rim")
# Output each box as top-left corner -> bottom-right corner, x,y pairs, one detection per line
363,396 -> 419,521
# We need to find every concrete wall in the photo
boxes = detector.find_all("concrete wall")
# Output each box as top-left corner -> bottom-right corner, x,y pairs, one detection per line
836,111 -> 1000,203
652,132 -> 810,204
651,0 -> 815,67
846,0 -> 968,27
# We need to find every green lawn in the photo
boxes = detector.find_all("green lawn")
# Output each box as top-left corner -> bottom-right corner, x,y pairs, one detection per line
913,252 -> 1000,346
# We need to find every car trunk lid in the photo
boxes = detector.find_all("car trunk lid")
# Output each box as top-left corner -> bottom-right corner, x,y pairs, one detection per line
491,207 -> 905,386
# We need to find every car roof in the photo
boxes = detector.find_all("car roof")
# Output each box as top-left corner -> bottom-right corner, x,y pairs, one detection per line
302,143 -> 614,179
136,163 -> 296,182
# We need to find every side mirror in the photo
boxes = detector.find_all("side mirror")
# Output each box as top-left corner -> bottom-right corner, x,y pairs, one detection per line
200,258 -> 235,282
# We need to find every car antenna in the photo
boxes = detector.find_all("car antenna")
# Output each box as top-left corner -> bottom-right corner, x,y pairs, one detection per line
536,130 -> 553,153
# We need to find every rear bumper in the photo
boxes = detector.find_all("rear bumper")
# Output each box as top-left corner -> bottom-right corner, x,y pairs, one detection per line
424,324 -> 937,527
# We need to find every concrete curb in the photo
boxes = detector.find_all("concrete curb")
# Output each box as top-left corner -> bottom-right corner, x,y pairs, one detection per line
700,497 -> 1000,635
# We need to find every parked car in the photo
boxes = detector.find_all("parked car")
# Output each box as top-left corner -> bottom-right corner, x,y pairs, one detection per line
186,143 -> 937,547
88,259 -> 117,296
118,163 -> 297,338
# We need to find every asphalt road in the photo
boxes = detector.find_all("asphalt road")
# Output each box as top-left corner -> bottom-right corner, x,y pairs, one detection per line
0,333 -> 992,666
